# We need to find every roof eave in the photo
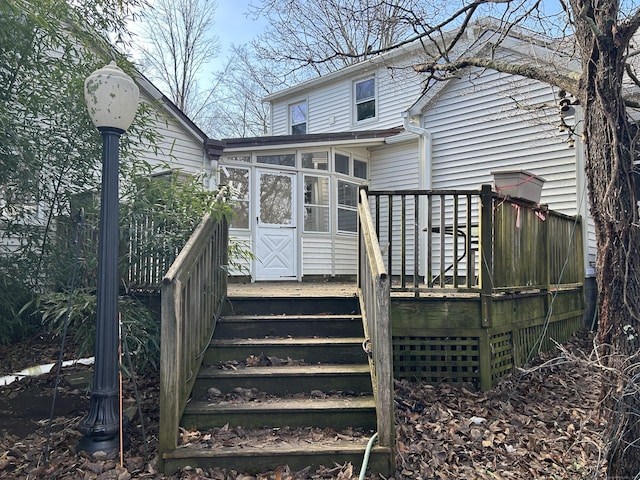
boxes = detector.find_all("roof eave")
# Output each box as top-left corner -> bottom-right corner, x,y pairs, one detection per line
211,127 -> 404,152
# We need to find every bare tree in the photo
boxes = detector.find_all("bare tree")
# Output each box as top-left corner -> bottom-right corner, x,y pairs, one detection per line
203,45 -> 276,138
137,0 -> 219,120
248,0 -> 428,82
294,0 -> 639,476
205,0 -> 425,137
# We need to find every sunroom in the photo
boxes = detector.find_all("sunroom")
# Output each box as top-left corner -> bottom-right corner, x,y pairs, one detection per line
207,129 -> 401,281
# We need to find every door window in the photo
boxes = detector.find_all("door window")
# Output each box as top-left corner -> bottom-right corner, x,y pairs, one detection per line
259,173 -> 293,225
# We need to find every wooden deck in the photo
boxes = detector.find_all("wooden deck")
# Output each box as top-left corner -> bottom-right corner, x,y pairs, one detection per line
226,280 -> 585,392
157,188 -> 587,473
227,279 -> 480,298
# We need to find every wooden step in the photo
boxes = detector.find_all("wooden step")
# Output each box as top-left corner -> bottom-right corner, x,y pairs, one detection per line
192,364 -> 373,398
204,336 -> 367,364
214,314 -> 364,339
182,396 -> 376,430
162,440 -> 394,475
166,296 -> 394,476
223,296 -> 360,316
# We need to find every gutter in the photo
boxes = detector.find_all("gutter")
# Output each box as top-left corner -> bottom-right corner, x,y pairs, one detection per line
401,111 -> 432,190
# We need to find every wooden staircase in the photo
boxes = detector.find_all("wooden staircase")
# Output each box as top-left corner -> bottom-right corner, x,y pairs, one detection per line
161,294 -> 394,475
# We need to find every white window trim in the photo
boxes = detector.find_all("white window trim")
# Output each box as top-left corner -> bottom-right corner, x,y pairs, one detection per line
219,165 -> 251,230
353,76 -> 377,124
289,99 -> 308,135
336,178 -> 359,235
303,173 -> 331,234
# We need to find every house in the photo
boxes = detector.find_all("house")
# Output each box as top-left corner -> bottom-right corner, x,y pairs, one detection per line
158,23 -> 595,470
211,21 -> 594,285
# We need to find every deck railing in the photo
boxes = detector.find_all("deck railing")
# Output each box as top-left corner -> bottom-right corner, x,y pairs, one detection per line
366,185 -> 584,296
357,188 -> 395,457
158,214 -> 228,469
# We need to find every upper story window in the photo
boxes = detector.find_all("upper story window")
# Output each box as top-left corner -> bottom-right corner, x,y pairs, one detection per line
290,101 -> 307,135
354,77 -> 376,122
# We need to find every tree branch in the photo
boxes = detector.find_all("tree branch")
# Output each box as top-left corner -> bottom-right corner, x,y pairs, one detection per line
413,56 -> 581,95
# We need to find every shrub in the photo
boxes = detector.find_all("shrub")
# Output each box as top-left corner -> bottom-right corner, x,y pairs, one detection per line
0,271 -> 38,345
33,289 -> 160,376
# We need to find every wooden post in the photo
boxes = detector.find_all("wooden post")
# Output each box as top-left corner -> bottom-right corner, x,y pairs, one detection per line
479,185 -> 493,328
375,274 -> 394,460
158,279 -> 181,471
478,330 -> 493,391
544,207 -> 551,291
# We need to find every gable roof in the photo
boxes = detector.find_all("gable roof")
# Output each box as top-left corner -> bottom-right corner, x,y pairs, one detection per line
262,41 -> 428,103
135,71 -> 208,145
265,17 -> 579,117
407,21 -> 581,116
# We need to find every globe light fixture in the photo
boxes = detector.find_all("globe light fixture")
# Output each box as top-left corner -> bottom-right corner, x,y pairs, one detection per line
78,61 -> 138,453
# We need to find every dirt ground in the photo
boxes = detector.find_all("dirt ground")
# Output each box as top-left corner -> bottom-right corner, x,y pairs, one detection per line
0,328 -> 608,479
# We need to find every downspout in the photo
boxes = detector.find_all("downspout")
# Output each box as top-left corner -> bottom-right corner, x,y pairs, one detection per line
205,139 -> 225,191
401,111 -> 432,190
402,111 -> 432,284
205,152 -> 217,190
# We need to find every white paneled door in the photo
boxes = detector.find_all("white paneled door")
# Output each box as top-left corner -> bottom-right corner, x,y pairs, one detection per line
255,170 -> 297,280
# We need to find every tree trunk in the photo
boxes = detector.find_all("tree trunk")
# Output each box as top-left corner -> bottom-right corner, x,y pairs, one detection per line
572,0 -> 640,476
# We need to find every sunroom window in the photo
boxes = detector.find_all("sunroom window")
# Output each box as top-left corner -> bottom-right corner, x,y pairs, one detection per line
290,101 -> 307,135
354,159 -> 368,179
301,151 -> 328,170
354,77 -> 375,122
257,154 -> 296,167
222,154 -> 251,163
220,166 -> 250,229
337,180 -> 358,233
304,175 -> 330,232
334,152 -> 350,174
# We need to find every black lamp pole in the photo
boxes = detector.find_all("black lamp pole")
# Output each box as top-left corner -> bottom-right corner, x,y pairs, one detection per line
77,126 -> 124,453
78,62 -> 138,454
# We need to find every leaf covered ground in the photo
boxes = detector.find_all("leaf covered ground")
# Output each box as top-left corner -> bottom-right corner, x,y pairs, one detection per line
0,330 -> 607,479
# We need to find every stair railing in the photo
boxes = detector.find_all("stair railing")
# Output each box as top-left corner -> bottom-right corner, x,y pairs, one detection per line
357,187 -> 395,459
158,214 -> 228,469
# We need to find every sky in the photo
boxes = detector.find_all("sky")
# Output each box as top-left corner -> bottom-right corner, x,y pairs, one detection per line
210,0 -> 267,71
125,0 -> 267,74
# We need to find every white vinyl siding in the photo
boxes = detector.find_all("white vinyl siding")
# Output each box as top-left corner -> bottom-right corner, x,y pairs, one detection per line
137,97 -> 205,175
333,236 -> 357,276
426,70 -> 578,215
370,141 -> 420,190
368,142 -> 421,275
269,60 -> 423,135
422,68 -> 594,273
302,236 -> 333,275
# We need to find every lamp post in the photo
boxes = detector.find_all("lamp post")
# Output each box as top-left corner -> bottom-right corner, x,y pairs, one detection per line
78,61 -> 139,453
